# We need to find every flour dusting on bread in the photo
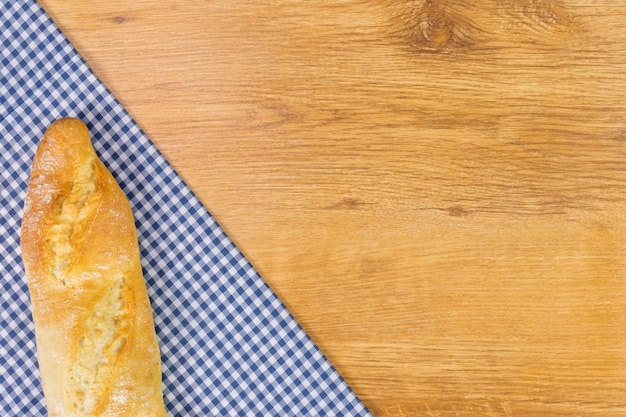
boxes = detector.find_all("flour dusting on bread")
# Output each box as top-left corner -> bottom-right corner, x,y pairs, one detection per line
46,157 -> 98,286
66,274 -> 131,414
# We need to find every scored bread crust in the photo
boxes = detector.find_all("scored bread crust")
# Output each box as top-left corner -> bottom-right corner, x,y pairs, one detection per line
21,118 -> 167,417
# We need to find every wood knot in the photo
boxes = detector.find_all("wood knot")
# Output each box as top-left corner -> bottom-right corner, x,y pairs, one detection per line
325,198 -> 370,210
447,205 -> 469,217
113,16 -> 126,24
422,12 -> 454,46
518,0 -> 572,27
392,1 -> 486,53
498,0 -> 579,43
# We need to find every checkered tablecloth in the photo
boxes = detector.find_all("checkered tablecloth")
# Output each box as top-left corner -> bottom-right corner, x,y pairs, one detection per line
0,2 -> 371,415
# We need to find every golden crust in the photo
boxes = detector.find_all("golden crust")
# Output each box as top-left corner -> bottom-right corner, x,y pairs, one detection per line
21,118 -> 167,417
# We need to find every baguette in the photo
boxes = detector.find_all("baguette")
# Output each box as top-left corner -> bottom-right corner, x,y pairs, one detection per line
21,118 -> 167,417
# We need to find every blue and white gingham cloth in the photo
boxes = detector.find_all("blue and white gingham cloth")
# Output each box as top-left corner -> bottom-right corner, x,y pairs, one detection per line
0,2 -> 371,416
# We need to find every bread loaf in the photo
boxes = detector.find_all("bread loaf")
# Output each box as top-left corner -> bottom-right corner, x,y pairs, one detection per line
21,118 -> 167,417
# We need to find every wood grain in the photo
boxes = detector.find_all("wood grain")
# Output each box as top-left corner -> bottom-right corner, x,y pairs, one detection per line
38,1 -> 626,415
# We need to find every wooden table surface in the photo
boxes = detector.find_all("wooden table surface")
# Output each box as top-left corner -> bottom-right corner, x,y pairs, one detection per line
39,1 -> 626,415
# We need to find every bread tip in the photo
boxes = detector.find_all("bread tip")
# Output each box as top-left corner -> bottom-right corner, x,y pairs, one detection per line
45,117 -> 88,135
39,117 -> 93,159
